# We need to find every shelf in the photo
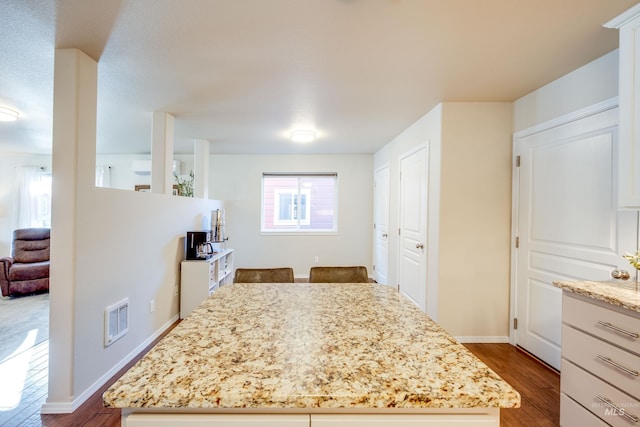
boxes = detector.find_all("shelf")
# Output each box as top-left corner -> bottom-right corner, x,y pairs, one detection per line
180,249 -> 234,318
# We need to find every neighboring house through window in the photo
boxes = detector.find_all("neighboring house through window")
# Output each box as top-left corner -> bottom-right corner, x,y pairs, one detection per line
262,173 -> 337,233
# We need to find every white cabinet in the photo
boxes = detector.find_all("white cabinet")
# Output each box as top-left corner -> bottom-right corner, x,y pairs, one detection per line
180,249 -> 233,318
125,412 -> 500,426
126,413 -> 308,427
605,4 -> 640,207
311,413 -> 499,426
560,292 -> 640,425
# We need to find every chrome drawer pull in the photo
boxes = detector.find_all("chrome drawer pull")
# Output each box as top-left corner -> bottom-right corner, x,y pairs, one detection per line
596,355 -> 639,376
596,395 -> 639,423
597,321 -> 640,339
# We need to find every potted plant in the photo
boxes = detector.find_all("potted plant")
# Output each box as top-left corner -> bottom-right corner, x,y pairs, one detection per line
173,170 -> 194,197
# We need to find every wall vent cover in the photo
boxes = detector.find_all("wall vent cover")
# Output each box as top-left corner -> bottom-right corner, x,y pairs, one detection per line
105,298 -> 129,347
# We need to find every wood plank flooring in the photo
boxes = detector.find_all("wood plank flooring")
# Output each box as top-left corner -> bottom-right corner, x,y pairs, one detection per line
1,335 -> 560,427
464,343 -> 561,427
0,341 -> 49,427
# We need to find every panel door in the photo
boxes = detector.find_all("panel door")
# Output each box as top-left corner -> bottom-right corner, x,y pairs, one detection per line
514,107 -> 638,370
373,164 -> 390,284
398,145 -> 428,311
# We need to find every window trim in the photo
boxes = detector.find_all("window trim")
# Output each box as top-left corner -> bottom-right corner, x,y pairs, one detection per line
273,188 -> 311,226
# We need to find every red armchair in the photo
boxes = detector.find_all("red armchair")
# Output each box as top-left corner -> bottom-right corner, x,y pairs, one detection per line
0,228 -> 50,297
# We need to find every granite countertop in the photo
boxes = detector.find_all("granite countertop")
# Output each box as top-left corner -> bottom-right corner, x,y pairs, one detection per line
103,283 -> 520,410
554,279 -> 640,312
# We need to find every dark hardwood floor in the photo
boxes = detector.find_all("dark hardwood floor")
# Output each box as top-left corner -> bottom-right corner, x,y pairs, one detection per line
2,334 -> 560,426
464,343 -> 561,427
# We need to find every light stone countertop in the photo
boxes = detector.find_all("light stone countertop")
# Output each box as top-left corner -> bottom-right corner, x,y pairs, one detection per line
554,279 -> 640,312
103,283 -> 520,410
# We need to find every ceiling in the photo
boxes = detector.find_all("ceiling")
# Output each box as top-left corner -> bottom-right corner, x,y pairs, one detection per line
0,0 -> 637,155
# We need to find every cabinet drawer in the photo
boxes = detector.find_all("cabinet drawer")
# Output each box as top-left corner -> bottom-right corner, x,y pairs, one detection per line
562,359 -> 640,427
563,325 -> 640,400
561,393 -> 610,427
563,294 -> 640,354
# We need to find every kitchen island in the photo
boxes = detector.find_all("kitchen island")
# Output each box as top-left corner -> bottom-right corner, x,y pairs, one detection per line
103,283 -> 520,426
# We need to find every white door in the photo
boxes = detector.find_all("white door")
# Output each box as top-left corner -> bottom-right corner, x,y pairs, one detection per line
514,107 -> 638,370
398,145 -> 428,311
373,164 -> 390,284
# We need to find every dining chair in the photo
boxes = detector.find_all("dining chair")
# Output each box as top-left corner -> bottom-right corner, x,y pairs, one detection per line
233,267 -> 295,283
308,266 -> 369,283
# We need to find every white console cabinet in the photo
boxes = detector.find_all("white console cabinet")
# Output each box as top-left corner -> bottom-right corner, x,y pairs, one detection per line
180,249 -> 234,318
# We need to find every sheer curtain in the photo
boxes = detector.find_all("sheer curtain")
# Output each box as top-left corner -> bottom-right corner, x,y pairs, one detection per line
95,165 -> 111,188
14,166 -> 50,228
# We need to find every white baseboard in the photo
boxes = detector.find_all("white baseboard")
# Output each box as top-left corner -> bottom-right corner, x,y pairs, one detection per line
40,314 -> 179,414
39,401 -> 74,414
454,336 -> 510,344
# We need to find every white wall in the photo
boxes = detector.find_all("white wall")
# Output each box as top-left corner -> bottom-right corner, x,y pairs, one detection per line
71,188 -> 222,397
96,153 -> 195,191
514,49 -> 619,132
374,105 -> 442,316
438,102 -> 513,339
0,153 -> 197,260
44,49 -> 224,411
374,102 -> 513,340
210,154 -> 373,278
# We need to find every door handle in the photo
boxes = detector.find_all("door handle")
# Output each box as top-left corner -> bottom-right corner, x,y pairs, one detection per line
382,233 -> 388,238
611,269 -> 631,280
416,243 -> 424,249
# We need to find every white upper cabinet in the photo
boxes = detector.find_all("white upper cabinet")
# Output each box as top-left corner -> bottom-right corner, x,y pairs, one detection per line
606,4 -> 640,208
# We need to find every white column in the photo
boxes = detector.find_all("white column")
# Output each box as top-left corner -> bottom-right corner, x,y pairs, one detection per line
151,111 -> 174,195
44,48 -> 97,412
193,139 -> 210,199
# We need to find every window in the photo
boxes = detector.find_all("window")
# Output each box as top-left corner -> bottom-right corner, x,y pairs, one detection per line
262,173 -> 337,233
15,166 -> 51,228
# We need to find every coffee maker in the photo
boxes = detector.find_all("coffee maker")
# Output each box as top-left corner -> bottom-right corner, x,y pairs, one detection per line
185,231 -> 215,260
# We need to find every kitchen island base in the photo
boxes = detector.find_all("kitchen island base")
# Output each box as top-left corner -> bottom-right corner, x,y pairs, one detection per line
122,409 -> 500,426
105,284 -> 518,425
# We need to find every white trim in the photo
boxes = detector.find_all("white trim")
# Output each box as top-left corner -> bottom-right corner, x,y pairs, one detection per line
40,314 -> 179,414
509,137 -> 519,347
455,336 -> 510,344
513,97 -> 618,139
604,3 -> 640,29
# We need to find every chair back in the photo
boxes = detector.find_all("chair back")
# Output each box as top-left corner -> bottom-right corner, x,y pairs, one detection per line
308,266 -> 369,283
233,267 -> 294,283
12,228 -> 50,263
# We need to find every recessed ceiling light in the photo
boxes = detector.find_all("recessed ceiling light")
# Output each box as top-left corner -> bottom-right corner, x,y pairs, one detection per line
290,130 -> 315,143
0,107 -> 19,122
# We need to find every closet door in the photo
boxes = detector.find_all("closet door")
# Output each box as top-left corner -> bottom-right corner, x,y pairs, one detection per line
514,106 -> 638,370
373,163 -> 390,284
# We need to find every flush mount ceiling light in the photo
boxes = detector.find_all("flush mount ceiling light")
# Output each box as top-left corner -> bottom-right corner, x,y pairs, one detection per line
290,130 -> 316,143
0,107 -> 19,122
